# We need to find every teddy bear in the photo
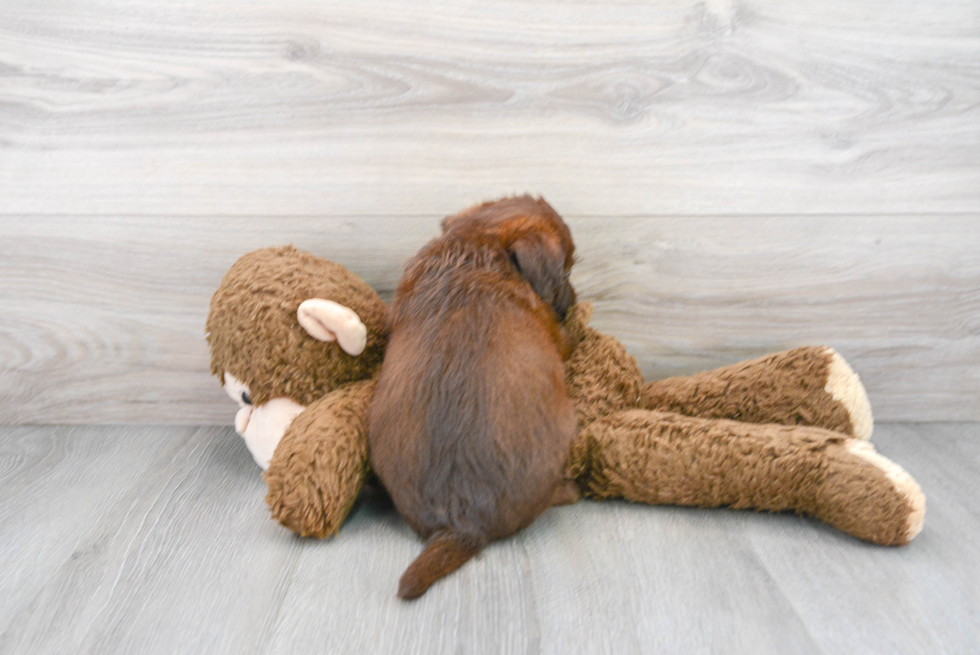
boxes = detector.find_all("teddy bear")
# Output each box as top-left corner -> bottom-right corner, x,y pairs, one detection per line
206,243 -> 925,548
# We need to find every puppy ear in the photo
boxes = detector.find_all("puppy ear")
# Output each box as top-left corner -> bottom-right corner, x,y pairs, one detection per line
296,299 -> 368,356
509,232 -> 569,315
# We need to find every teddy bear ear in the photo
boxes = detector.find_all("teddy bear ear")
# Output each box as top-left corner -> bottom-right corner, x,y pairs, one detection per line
296,299 -> 368,356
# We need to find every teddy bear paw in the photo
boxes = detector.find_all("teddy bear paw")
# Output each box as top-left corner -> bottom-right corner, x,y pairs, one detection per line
844,440 -> 926,543
823,347 -> 874,441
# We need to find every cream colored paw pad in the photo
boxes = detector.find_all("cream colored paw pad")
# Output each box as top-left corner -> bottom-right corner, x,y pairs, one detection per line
846,440 -> 926,542
824,347 -> 874,440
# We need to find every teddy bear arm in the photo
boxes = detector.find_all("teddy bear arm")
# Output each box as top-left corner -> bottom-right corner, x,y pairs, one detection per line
564,325 -> 646,426
569,409 -> 923,545
640,346 -> 873,439
264,379 -> 376,538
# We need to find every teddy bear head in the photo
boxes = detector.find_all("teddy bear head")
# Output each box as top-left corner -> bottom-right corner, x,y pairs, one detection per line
206,246 -> 387,467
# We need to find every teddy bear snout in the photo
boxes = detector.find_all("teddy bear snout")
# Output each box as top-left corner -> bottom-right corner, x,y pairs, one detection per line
235,405 -> 252,435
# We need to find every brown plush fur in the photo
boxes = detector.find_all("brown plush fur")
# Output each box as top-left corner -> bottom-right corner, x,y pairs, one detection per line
641,346 -> 855,436
205,199 -> 924,587
558,306 -> 921,545
265,379 -> 376,538
369,197 -> 578,598
562,303 -> 645,426
569,410 -> 915,545
206,246 -> 387,406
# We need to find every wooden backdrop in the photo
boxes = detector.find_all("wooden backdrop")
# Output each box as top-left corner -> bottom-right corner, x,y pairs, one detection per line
1,0 -> 978,424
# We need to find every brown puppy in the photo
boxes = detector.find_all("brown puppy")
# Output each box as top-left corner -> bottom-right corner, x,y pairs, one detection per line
369,196 -> 578,599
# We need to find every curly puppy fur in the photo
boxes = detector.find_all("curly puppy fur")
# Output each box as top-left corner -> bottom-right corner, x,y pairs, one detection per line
369,196 -> 579,599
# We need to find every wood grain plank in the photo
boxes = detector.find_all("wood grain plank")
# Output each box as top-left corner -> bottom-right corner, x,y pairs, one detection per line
574,217 -> 980,423
264,492 -> 544,655
2,424 -> 977,654
519,502 -> 823,654
0,426 -> 178,632
0,426 -> 298,655
748,423 -> 980,655
261,494 -> 823,655
0,0 -> 977,215
0,216 -> 438,424
1,215 -> 977,424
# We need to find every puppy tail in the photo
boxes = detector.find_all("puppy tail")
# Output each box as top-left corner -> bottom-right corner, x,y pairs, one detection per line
398,532 -> 480,600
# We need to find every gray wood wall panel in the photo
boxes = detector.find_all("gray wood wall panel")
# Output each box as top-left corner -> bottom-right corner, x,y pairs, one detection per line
0,0 -> 978,216
1,0 -> 977,424
1,216 -> 977,424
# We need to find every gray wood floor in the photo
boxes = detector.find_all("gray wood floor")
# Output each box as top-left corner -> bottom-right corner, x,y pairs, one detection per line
1,423 -> 976,655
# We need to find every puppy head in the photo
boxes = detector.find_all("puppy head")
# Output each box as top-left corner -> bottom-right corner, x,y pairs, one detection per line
442,195 -> 576,320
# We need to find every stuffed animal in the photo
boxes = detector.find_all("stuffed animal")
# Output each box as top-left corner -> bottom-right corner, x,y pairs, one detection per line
207,244 -> 925,548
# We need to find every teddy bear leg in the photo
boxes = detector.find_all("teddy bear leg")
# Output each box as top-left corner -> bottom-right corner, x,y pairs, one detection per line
826,439 -> 926,545
571,410 -> 923,545
264,380 -> 375,538
641,346 -> 873,439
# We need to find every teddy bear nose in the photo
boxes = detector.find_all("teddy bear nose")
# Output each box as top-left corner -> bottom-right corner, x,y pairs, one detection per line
235,406 -> 252,435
